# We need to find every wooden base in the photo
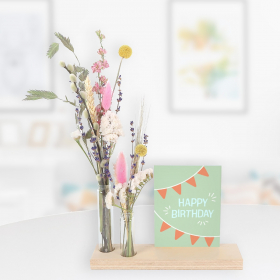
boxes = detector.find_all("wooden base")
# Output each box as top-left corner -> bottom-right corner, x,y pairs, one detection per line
90,244 -> 243,270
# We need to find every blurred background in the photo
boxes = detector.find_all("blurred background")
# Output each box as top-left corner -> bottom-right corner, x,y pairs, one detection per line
0,0 -> 279,226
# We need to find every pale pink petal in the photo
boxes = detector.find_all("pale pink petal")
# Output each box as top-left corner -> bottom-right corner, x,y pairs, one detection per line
102,82 -> 112,110
115,152 -> 127,184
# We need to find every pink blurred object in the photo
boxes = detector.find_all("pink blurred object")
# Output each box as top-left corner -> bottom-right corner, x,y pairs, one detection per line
115,152 -> 127,184
102,82 -> 112,111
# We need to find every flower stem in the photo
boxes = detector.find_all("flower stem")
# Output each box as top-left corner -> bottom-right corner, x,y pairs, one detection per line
112,58 -> 123,98
75,140 -> 97,174
74,52 -> 80,66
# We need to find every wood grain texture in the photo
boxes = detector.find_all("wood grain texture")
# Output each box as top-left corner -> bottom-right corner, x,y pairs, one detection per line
90,244 -> 243,270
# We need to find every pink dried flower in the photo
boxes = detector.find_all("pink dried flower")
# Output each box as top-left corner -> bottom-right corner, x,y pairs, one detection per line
102,82 -> 112,111
115,152 -> 127,184
91,61 -> 102,73
100,75 -> 108,85
99,87 -> 105,95
92,82 -> 100,93
102,60 -> 109,69
97,48 -> 107,55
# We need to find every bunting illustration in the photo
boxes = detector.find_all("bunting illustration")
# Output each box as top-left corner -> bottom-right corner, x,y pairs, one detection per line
155,211 -> 218,247
155,166 -> 209,199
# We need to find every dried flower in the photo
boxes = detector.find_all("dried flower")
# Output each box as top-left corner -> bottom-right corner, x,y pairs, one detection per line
100,76 -> 108,85
69,74 -> 77,82
105,191 -> 114,209
83,109 -> 88,119
119,186 -> 127,204
67,64 -> 74,73
119,45 -> 132,59
93,122 -> 99,131
70,82 -> 77,92
100,111 -> 124,143
80,91 -> 87,99
130,168 -> 153,193
59,61 -> 66,67
97,48 -> 107,55
102,82 -> 112,111
115,152 -> 127,184
102,60 -> 109,69
91,61 -> 102,73
70,129 -> 82,141
85,76 -> 96,123
135,144 -> 147,157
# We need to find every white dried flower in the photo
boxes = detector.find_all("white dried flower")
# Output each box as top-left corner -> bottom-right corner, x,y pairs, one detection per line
119,187 -> 126,204
59,61 -> 66,67
70,129 -> 82,141
69,74 -> 77,82
100,111 -> 124,143
80,91 -> 87,99
129,168 -> 153,193
83,109 -> 88,119
67,64 -> 74,73
114,183 -> 122,196
105,191 -> 114,209
70,82 -> 77,92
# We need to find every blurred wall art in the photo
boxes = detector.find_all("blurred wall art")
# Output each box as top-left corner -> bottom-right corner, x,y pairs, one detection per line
170,0 -> 246,113
0,0 -> 52,111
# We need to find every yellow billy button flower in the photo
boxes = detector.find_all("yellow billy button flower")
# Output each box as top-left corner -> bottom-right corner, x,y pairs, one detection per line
118,45 -> 132,59
135,144 -> 147,157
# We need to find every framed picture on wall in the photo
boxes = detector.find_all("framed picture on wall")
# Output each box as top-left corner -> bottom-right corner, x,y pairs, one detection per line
169,0 -> 246,113
0,0 -> 53,112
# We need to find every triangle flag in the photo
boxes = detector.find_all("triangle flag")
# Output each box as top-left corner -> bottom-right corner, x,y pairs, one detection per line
172,184 -> 181,195
205,237 -> 214,247
186,176 -> 196,187
157,189 -> 167,199
160,222 -> 171,232
198,167 -> 209,177
190,235 -> 200,245
175,230 -> 184,240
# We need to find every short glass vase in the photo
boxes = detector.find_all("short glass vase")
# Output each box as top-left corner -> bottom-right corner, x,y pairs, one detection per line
120,211 -> 136,257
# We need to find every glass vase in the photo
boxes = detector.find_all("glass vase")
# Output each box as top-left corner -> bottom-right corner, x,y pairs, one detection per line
120,211 -> 136,257
97,185 -> 114,253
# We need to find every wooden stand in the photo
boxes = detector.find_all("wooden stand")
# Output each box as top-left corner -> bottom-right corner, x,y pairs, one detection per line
90,244 -> 243,270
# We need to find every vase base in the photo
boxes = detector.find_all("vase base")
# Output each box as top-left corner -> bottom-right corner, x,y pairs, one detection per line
90,244 -> 243,270
99,246 -> 115,253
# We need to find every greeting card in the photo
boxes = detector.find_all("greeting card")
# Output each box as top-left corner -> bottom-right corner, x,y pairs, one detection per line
154,166 -> 221,247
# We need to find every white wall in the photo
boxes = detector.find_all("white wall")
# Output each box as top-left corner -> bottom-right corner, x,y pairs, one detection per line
53,0 -> 280,178
1,0 -> 280,220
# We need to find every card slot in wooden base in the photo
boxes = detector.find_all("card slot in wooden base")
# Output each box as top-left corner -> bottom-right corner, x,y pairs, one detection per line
90,244 -> 243,270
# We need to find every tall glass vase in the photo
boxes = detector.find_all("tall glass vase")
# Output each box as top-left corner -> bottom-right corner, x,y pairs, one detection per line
97,185 -> 114,253
120,211 -> 136,257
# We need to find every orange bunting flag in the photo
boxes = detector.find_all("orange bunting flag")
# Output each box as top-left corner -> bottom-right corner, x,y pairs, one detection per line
186,176 -> 196,187
204,237 -> 214,247
190,235 -> 200,245
160,222 -> 171,232
157,189 -> 167,199
172,184 -> 181,195
198,167 -> 209,177
175,230 -> 184,240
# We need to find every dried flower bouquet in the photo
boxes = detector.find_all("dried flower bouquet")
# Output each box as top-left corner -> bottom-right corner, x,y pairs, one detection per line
105,100 -> 153,257
23,30 -> 136,253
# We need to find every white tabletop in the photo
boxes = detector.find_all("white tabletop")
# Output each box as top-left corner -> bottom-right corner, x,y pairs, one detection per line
0,205 -> 279,279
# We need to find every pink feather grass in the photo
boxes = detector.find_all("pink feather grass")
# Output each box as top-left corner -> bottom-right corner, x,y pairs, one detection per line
102,82 -> 112,111
115,152 -> 127,184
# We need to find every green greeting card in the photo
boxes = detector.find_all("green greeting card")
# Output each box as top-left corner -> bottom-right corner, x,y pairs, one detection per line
154,166 -> 221,247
